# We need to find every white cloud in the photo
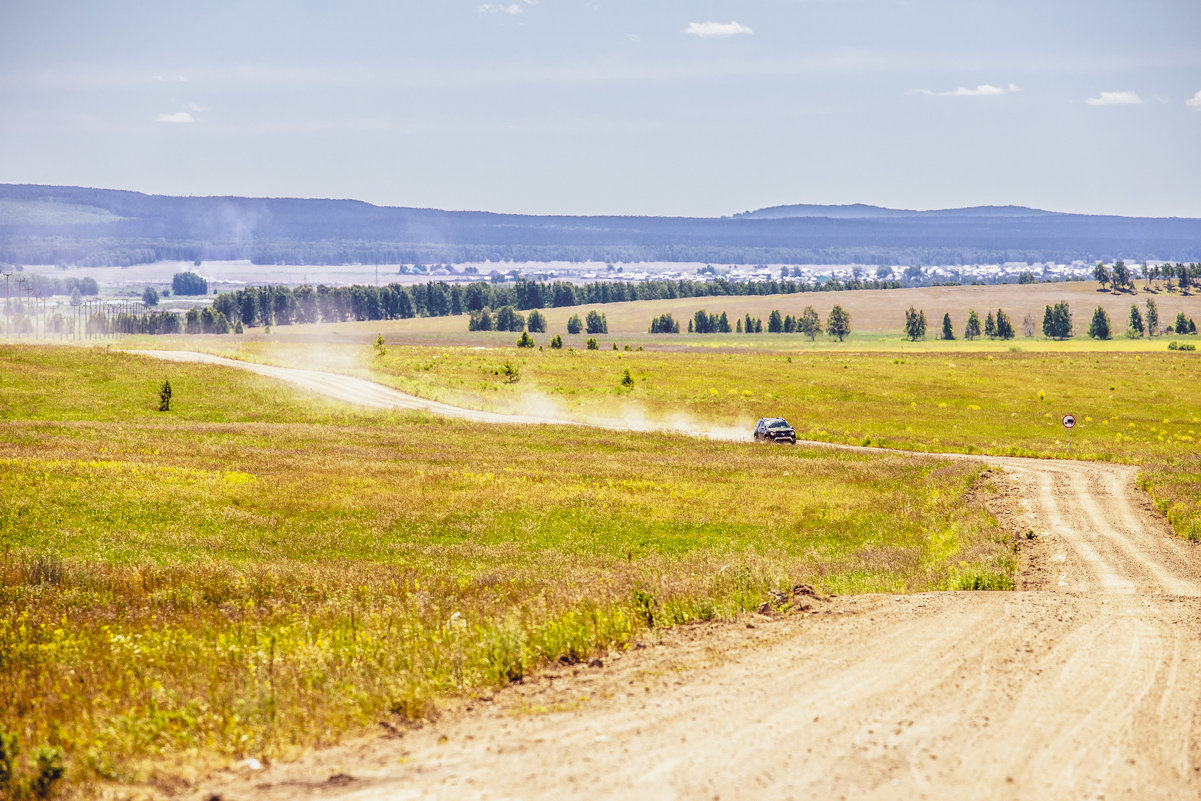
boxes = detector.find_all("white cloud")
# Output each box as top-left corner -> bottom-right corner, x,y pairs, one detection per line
1086,90 -> 1143,106
946,83 -> 1019,96
1187,90 -> 1201,109
477,3 -> 524,14
915,83 -> 1020,97
685,21 -> 753,38
155,111 -> 195,123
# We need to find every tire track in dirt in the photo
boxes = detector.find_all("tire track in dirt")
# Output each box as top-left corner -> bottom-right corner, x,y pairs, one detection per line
135,352 -> 1201,801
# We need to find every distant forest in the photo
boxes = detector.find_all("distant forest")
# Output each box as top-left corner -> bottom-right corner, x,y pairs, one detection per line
3,185 -> 1200,268
211,276 -> 900,328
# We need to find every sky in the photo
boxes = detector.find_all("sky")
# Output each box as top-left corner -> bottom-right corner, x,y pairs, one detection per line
1,0 -> 1200,218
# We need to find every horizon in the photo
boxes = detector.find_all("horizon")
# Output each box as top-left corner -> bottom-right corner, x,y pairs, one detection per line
2,2 -> 1200,218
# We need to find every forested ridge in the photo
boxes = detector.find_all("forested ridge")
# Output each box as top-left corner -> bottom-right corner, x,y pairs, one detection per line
3,184 -> 1200,268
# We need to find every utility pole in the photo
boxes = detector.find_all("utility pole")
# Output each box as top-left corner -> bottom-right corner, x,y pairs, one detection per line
14,276 -> 26,336
0,271 -> 10,338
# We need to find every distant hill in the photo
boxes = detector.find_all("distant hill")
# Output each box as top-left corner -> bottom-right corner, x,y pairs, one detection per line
732,203 -> 1060,220
0,184 -> 1198,268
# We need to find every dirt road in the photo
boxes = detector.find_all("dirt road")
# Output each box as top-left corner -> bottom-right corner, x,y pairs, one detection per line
141,352 -> 1201,800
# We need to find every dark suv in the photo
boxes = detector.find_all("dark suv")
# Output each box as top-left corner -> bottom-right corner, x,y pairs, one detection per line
754,417 -> 797,444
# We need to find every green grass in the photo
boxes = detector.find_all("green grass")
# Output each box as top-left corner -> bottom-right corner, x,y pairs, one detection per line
356,344 -> 1201,541
242,344 -> 1197,462
116,334 -> 1201,543
0,344 -> 1010,795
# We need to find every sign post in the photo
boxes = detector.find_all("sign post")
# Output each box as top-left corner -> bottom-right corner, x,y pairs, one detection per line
1062,413 -> 1076,455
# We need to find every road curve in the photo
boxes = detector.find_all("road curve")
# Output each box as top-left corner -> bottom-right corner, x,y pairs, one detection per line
142,351 -> 1201,801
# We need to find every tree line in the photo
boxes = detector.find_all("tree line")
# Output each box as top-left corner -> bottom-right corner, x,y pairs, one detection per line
649,305 -> 850,341
1094,261 -> 1201,294
1085,300 -> 1196,340
905,298 -> 1197,341
209,277 -> 895,329
906,307 -> 1018,341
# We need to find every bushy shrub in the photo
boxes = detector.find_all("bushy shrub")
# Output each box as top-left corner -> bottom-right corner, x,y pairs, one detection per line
585,310 -> 608,334
494,305 -> 525,332
171,271 -> 207,296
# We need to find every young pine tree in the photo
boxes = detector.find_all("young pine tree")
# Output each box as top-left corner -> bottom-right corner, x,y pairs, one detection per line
1088,306 -> 1112,340
1128,304 -> 1145,337
941,313 -> 955,340
995,309 -> 1015,340
965,309 -> 982,340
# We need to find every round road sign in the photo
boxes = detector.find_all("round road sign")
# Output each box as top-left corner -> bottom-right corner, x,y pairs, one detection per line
1062,414 -> 1076,429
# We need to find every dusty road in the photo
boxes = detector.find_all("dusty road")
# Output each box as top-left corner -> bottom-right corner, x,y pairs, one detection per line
140,352 -> 1201,801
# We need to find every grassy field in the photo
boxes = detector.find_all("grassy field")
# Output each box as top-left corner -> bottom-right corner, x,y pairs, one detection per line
114,324 -> 1201,543
99,276 -> 1197,531
0,345 -> 1011,797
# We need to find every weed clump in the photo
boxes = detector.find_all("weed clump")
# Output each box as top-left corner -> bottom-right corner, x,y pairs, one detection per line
0,733 -> 66,801
157,379 -> 172,411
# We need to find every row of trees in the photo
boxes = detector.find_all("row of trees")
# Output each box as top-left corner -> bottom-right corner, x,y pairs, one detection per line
183,306 -> 233,335
210,276 -> 897,330
1088,303 -> 1197,339
467,306 -> 609,335
906,308 -> 1017,341
650,306 -> 850,340
567,311 -> 608,334
1094,261 -> 1201,294
468,305 -> 529,332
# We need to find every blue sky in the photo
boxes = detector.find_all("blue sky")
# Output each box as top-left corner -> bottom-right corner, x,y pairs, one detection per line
2,0 -> 1199,217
